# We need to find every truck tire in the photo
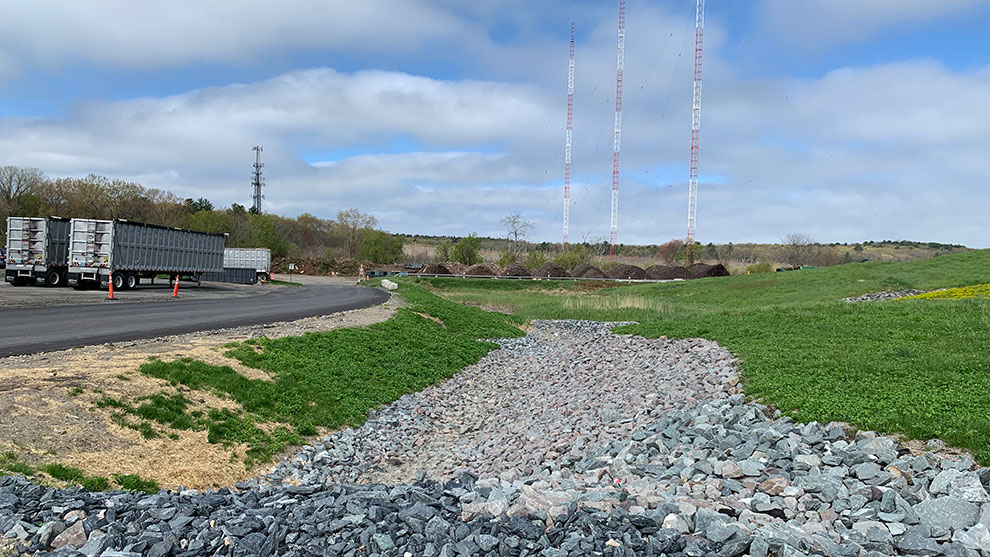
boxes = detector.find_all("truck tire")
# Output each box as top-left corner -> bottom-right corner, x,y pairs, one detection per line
45,269 -> 63,287
112,273 -> 125,291
125,273 -> 138,290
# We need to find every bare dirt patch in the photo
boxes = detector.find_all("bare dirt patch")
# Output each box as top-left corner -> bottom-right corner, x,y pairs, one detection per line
0,292 -> 401,490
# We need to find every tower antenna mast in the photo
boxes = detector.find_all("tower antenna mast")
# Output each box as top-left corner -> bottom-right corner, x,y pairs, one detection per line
609,0 -> 625,260
686,0 -> 705,259
563,23 -> 575,252
251,146 -> 265,213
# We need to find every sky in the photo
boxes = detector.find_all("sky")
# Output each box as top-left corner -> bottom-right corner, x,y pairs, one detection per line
1,0 -> 988,247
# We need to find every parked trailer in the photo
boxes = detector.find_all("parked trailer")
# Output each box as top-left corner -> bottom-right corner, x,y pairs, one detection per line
223,248 -> 272,282
200,267 -> 258,285
4,216 -> 71,287
67,219 -> 225,290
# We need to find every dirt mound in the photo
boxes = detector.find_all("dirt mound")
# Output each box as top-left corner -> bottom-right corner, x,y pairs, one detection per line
571,263 -> 606,279
687,263 -> 731,279
535,262 -> 569,278
444,262 -> 468,275
501,263 -> 531,277
465,263 -> 500,276
422,264 -> 451,275
607,264 -> 648,280
646,265 -> 691,280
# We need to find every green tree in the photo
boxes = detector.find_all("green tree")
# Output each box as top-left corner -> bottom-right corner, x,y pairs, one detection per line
497,251 -> 517,268
184,197 -> 214,213
553,246 -> 589,271
335,208 -> 378,258
452,234 -> 483,265
358,230 -> 405,264
434,240 -> 453,262
524,250 -> 547,270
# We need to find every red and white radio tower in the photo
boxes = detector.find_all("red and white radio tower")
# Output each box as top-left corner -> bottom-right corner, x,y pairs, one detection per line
563,23 -> 575,252
609,0 -> 625,260
686,0 -> 705,255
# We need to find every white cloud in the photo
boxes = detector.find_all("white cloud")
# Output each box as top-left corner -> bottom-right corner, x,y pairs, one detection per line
0,0 -> 468,72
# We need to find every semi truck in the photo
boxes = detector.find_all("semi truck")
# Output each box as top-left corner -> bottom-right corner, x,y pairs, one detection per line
4,216 -> 71,286
67,219 -> 225,289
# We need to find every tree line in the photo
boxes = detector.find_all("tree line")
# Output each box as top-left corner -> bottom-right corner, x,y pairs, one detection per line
0,166 -> 403,263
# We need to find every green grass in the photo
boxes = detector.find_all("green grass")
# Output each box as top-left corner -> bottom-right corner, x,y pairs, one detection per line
269,279 -> 302,287
125,284 -> 521,466
1,452 -> 150,493
409,250 -> 990,463
112,473 -> 159,494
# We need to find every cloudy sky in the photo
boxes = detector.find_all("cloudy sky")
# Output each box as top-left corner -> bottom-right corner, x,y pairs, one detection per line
1,1 -> 988,247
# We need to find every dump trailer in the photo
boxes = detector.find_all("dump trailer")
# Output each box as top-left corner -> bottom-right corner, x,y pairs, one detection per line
201,248 -> 272,285
67,219 -> 225,290
4,216 -> 71,286
224,248 -> 272,282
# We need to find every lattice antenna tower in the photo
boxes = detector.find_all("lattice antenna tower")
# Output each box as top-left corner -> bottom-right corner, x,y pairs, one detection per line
251,146 -> 265,213
609,0 -> 625,260
562,23 -> 575,252
686,0 -> 705,255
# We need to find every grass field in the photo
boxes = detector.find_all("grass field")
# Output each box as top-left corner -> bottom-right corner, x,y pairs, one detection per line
411,250 -> 990,462
126,285 -> 522,466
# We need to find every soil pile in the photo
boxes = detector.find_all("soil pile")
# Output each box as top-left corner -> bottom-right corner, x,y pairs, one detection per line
571,264 -> 606,279
464,263 -> 500,276
534,262 -> 569,278
444,262 -> 468,275
501,263 -> 531,277
687,263 -> 731,278
645,265 -> 691,280
607,264 -> 648,280
421,264 -> 450,275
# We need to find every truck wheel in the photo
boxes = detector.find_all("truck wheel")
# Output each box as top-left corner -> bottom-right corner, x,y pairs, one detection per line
112,273 -> 125,291
45,269 -> 63,287
258,273 -> 270,282
125,273 -> 138,289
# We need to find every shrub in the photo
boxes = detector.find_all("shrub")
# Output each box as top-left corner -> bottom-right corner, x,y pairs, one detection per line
523,251 -> 547,270
746,262 -> 774,274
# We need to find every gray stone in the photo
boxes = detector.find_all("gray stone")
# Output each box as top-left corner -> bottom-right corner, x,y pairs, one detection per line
948,474 -> 990,503
854,462 -> 881,480
914,497 -> 980,530
895,528 -> 940,556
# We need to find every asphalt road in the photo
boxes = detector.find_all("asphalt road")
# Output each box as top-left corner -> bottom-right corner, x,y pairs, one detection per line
0,284 -> 390,357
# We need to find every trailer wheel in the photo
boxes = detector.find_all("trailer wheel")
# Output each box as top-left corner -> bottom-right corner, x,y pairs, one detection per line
258,273 -> 270,282
125,273 -> 138,290
112,273 -> 125,291
45,269 -> 63,287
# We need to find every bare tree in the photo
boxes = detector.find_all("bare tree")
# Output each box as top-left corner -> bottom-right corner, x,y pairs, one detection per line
656,239 -> 684,264
500,212 -> 534,252
783,233 -> 815,267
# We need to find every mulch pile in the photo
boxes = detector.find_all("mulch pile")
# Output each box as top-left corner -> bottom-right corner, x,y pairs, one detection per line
571,264 -> 607,279
501,263 -> 531,277
607,264 -> 648,280
645,265 -> 691,280
465,263 -> 500,276
687,263 -> 731,279
422,264 -> 451,275
535,263 -> 569,278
